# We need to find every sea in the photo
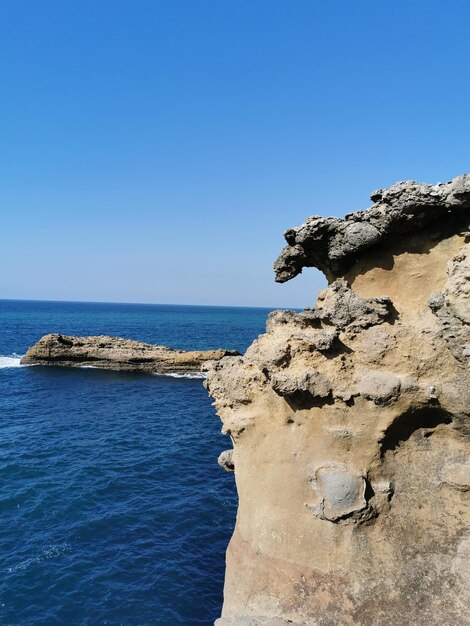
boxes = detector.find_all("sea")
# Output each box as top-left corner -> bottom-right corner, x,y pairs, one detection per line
0,299 -> 275,626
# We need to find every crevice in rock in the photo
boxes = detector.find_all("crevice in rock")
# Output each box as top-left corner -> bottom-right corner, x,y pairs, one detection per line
284,391 -> 334,411
57,335 -> 74,346
321,339 -> 354,359
379,407 -> 453,457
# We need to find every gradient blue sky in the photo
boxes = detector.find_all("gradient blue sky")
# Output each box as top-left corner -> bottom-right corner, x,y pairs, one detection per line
1,0 -> 469,307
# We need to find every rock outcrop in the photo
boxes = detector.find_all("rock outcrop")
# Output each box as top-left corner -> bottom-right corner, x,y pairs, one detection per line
21,334 -> 239,375
274,174 -> 470,282
206,174 -> 470,625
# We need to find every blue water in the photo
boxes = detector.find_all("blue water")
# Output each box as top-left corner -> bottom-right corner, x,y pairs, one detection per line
0,300 -> 273,626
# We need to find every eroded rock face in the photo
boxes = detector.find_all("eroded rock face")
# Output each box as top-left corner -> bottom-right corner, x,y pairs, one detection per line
206,175 -> 470,625
274,174 -> 470,282
21,334 -> 239,375
218,449 -> 235,472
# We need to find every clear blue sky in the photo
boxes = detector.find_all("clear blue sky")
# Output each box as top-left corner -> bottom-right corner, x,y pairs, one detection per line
1,0 -> 469,308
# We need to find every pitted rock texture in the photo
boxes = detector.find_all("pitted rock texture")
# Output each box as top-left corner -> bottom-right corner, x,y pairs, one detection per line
442,462 -> 470,491
21,334 -> 239,375
429,239 -> 470,367
218,449 -> 235,472
274,173 -> 470,282
215,618 -> 305,626
207,176 -> 470,625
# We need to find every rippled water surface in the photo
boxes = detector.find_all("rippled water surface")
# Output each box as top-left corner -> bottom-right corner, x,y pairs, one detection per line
0,300 -> 273,625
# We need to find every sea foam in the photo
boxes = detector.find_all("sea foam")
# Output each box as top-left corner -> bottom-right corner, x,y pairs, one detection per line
154,371 -> 207,380
0,354 -> 25,369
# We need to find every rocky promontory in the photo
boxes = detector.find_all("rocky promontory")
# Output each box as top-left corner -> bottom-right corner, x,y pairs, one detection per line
21,334 -> 239,375
206,174 -> 470,625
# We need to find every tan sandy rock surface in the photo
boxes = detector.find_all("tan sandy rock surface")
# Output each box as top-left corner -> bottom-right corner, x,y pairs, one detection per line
206,174 -> 470,625
21,334 -> 239,375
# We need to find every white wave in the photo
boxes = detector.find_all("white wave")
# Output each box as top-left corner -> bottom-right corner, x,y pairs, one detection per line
0,354 -> 25,369
153,371 -> 207,380
0,355 -> 207,379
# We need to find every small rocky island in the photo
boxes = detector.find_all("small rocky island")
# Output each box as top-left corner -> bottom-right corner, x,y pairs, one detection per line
21,334 -> 239,375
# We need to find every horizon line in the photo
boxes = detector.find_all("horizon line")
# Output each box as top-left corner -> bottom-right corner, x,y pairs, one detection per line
0,296 -> 299,311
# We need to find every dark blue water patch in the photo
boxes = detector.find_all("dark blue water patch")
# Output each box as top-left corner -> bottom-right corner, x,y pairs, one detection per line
0,301 -> 281,625
0,367 -> 235,625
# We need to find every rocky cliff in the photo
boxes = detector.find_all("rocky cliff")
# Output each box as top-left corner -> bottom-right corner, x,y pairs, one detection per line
206,175 -> 470,625
21,334 -> 239,375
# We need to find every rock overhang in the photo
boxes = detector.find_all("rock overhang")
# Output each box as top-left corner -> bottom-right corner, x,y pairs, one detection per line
273,174 -> 470,283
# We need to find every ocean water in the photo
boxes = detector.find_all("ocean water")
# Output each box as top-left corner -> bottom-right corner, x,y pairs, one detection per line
0,300 -> 274,626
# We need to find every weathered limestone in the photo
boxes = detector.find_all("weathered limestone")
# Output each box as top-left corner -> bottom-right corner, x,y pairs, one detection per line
274,174 -> 470,282
215,618 -> 304,626
206,175 -> 470,625
218,449 -> 235,472
21,334 -> 239,375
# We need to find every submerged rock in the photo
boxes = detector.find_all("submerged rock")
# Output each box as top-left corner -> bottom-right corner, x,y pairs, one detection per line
206,174 -> 470,625
21,334 -> 239,375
